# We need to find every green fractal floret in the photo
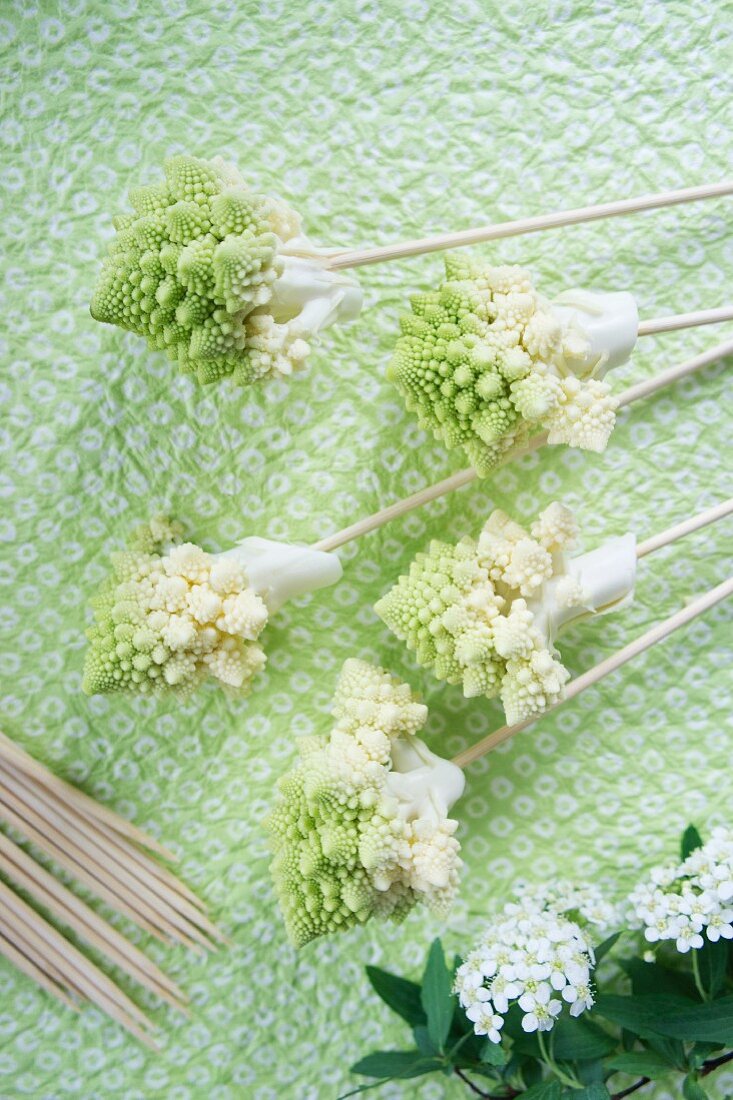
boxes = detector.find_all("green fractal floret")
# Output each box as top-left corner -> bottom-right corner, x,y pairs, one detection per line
375,503 -> 585,723
266,659 -> 465,947
90,155 -> 313,386
388,255 -> 618,475
82,517 -> 268,696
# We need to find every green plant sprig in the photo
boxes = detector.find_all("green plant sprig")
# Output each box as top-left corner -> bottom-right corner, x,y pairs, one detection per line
341,826 -> 733,1100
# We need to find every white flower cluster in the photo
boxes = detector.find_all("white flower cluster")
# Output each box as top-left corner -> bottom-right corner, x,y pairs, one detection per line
454,885 -> 610,1042
516,881 -> 620,932
628,827 -> 733,953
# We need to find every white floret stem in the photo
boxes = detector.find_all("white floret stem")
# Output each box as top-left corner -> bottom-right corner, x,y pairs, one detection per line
452,576 -> 733,769
326,180 -> 733,269
218,538 -> 343,613
385,737 -> 466,820
269,253 -> 363,331
539,498 -> 733,642
310,341 -> 732,553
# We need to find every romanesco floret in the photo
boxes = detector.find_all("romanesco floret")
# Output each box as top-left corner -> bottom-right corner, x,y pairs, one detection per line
375,502 -> 586,723
388,255 -> 619,474
82,517 -> 268,696
90,155 -> 359,387
266,659 -> 464,947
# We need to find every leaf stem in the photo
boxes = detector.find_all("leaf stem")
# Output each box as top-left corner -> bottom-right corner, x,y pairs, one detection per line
537,1031 -> 582,1090
691,949 -> 711,1003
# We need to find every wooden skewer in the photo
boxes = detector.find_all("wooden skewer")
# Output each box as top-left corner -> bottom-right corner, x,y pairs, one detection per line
0,886 -> 159,1049
452,576 -> 733,769
0,731 -> 175,861
0,759 -> 222,945
0,785 -> 176,945
0,928 -> 78,1012
327,180 -> 733,269
311,340 -> 733,553
636,498 -> 733,558
0,910 -> 73,993
638,305 -> 733,337
0,832 -> 188,1011
0,905 -> 155,1047
0,732 -> 222,1043
0,753 -> 207,909
80,813 -> 207,912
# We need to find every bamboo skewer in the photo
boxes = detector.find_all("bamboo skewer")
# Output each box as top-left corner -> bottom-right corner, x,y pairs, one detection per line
637,305 -> 733,337
0,729 -> 223,1043
452,576 -> 733,769
0,928 -> 77,1011
327,180 -> 733,269
312,339 -> 733,553
0,759 -> 222,945
0,783 -> 171,944
0,832 -> 187,1010
636,498 -> 733,558
0,730 -> 174,860
0,883 -> 159,1049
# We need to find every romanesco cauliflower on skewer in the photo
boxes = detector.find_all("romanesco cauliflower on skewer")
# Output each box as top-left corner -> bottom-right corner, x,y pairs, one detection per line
91,155 -> 361,387
388,256 -> 619,475
82,517 -> 341,696
375,502 -> 637,723
266,659 -> 465,947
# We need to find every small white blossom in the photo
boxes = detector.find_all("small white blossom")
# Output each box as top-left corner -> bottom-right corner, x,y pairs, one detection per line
628,828 -> 733,955
466,1002 -> 504,1043
454,882 -> 609,1042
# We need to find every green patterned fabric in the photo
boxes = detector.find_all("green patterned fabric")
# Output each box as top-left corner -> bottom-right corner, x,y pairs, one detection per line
1,3 -> 731,1098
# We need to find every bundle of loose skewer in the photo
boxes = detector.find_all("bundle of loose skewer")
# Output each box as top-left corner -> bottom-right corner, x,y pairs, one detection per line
0,730 -> 221,1047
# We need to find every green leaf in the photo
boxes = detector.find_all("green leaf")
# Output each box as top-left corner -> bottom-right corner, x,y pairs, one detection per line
607,1050 -> 675,1079
682,824 -> 704,860
594,994 -> 733,1043
620,957 -> 696,999
593,931 -> 623,965
479,1037 -> 506,1066
446,1026 -> 486,1065
365,966 -> 426,1027
683,1074 -> 710,1100
413,1025 -> 436,1057
350,1051 -> 443,1079
643,1032 -> 687,1070
551,1015 -> 616,1061
521,1080 -> 562,1099
575,1058 -> 606,1086
696,938 -> 729,999
521,1055 -> 544,1088
421,939 -> 454,1052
